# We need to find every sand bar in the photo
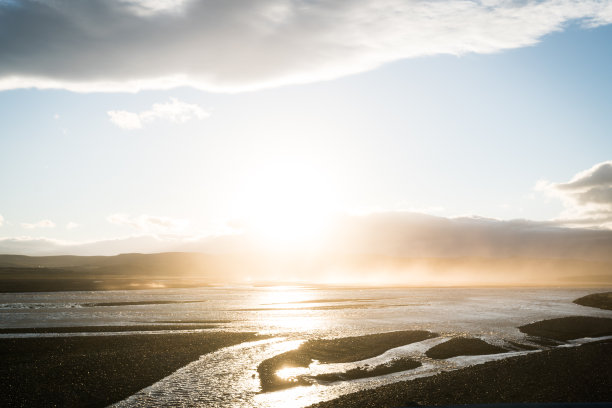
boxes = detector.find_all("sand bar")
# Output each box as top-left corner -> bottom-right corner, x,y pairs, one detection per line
258,330 -> 437,392
308,340 -> 612,408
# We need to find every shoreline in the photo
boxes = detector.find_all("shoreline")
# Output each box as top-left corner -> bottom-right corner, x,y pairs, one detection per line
308,339 -> 612,408
0,330 -> 264,407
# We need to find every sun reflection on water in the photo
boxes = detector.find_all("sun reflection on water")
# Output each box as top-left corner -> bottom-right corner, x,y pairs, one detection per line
275,365 -> 309,381
257,286 -> 313,306
255,286 -> 326,333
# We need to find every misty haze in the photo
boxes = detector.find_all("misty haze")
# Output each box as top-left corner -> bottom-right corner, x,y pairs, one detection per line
2,1 -> 612,407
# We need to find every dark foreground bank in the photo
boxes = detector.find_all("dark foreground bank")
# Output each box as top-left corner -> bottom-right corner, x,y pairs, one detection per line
308,340 -> 612,408
0,331 -> 262,407
258,330 -> 437,391
574,292 -> 612,311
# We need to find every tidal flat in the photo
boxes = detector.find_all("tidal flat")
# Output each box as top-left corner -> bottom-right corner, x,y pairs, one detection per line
257,330 -> 437,391
308,339 -> 612,408
0,331 -> 264,407
2,286 -> 612,407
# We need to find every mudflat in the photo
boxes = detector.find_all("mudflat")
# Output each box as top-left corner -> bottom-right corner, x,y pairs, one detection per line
0,331 -> 262,407
518,316 -> 612,341
425,337 -> 508,359
308,340 -> 612,408
574,292 -> 612,310
311,357 -> 422,383
257,330 -> 437,392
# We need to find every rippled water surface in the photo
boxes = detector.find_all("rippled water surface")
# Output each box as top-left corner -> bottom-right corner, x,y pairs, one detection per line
2,286 -> 612,406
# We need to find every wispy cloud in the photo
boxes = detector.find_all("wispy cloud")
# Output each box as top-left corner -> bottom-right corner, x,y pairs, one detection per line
0,214 -> 4,227
1,0 -> 611,92
21,219 -> 56,229
107,213 -> 189,232
537,160 -> 612,228
122,0 -> 191,16
66,222 -> 79,230
107,98 -> 209,130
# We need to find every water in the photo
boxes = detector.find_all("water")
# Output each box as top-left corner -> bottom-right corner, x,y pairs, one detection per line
2,286 -> 611,406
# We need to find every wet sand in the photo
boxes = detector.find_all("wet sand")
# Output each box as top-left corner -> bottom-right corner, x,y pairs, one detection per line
309,316 -> 612,407
237,304 -> 395,311
264,298 -> 377,305
311,357 -> 422,383
308,339 -> 612,408
82,300 -> 208,307
0,331 -> 262,407
258,330 -> 437,392
574,292 -> 612,310
425,337 -> 508,359
519,316 -> 612,341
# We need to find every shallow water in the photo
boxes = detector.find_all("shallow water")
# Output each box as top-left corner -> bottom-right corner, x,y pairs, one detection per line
2,286 -> 612,406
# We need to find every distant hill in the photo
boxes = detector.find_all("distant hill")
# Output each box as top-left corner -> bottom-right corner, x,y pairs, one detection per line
0,252 -> 246,292
1,252 -> 611,292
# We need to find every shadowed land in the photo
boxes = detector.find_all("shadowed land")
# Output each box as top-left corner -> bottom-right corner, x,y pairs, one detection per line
257,330 -> 437,392
309,357 -> 422,383
519,316 -> 612,341
0,331 -> 264,408
308,315 -> 612,407
573,292 -> 612,310
307,340 -> 612,408
425,337 -> 508,359
3,253 -> 612,292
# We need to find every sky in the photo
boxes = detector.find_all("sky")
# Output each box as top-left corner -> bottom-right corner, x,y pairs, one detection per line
0,0 -> 611,256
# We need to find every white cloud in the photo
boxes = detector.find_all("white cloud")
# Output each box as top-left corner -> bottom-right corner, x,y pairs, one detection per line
21,219 -> 56,229
123,0 -> 191,16
107,111 -> 144,130
537,160 -> 612,228
0,214 -> 4,227
107,213 -> 189,232
66,222 -> 79,229
108,98 -> 209,130
1,0 -> 611,92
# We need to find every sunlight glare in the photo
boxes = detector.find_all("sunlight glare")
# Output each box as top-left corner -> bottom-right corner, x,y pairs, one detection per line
234,159 -> 338,250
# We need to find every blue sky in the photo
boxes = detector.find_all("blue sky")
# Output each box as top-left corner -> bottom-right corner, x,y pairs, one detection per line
0,0 -> 611,254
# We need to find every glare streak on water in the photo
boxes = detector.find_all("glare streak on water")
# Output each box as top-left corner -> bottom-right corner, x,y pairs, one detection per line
114,335 -> 612,408
112,338 -> 303,408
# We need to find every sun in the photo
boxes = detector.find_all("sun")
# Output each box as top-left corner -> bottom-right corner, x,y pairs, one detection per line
232,159 -> 337,250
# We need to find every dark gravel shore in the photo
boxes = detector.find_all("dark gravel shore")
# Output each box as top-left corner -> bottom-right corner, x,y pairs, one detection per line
258,330 -> 437,392
311,357 -> 422,383
574,292 -> 612,310
519,316 -> 612,341
0,331 -> 262,407
425,337 -> 508,359
308,340 -> 612,408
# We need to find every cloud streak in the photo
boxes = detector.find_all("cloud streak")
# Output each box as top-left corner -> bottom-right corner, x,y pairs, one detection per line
107,213 -> 189,232
107,98 -> 209,130
537,160 -> 612,228
21,220 -> 56,229
1,0 -> 611,92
